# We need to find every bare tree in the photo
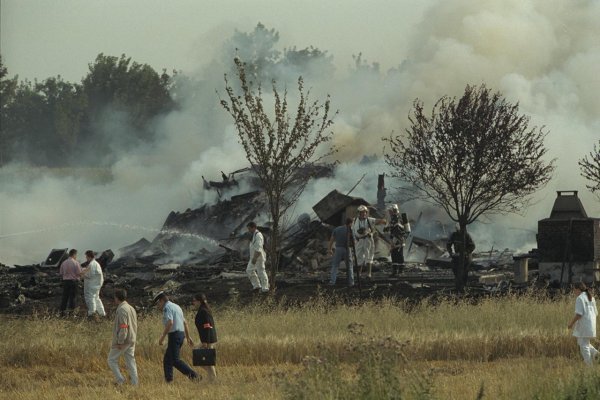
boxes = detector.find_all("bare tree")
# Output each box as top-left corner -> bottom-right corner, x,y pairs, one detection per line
384,84 -> 555,291
220,58 -> 336,290
579,140 -> 600,200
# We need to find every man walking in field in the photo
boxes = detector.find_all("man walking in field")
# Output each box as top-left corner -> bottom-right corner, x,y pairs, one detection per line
107,288 -> 138,385
154,291 -> 199,383
59,248 -> 82,316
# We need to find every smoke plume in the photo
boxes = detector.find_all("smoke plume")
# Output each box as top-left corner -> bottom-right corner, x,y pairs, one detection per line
1,0 -> 598,265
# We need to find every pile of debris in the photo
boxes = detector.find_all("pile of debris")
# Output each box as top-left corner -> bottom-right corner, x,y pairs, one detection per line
8,170 -> 600,313
1,169 -> 558,314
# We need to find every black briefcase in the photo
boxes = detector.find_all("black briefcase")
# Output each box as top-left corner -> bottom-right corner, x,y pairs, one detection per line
193,348 -> 216,366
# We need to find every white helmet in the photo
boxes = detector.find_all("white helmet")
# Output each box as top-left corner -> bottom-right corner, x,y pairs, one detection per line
357,205 -> 369,212
388,204 -> 399,213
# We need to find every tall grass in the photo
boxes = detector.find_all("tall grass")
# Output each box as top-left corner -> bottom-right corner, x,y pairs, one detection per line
0,292 -> 598,399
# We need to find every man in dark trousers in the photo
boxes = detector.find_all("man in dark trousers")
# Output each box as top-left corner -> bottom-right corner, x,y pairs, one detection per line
154,291 -> 199,383
328,218 -> 354,287
59,248 -> 82,316
446,225 -> 476,284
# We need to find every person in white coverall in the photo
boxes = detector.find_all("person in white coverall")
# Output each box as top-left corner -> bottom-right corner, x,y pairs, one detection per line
351,205 -> 386,279
568,282 -> 598,366
246,221 -> 269,293
82,250 -> 105,319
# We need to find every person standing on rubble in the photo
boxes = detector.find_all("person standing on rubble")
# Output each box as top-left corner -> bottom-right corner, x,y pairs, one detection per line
154,291 -> 199,383
81,250 -> 105,321
59,248 -> 82,316
352,205 -> 387,279
446,224 -> 476,284
328,218 -> 354,287
383,204 -> 407,276
568,282 -> 598,366
246,221 -> 269,293
108,288 -> 138,385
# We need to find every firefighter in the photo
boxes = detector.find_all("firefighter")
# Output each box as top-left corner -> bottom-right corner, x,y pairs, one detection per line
446,224 -> 476,284
384,204 -> 407,276
352,205 -> 386,279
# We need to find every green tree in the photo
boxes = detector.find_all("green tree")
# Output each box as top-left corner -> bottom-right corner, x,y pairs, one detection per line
222,23 -> 281,85
280,46 -> 335,81
0,56 -> 19,165
1,53 -> 174,167
36,77 -> 87,156
384,84 -> 555,291
221,24 -> 335,86
81,53 -> 173,142
2,77 -> 87,166
220,58 -> 337,289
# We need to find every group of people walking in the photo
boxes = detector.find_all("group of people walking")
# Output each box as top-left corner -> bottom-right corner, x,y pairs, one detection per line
108,289 -> 218,385
58,249 -> 218,385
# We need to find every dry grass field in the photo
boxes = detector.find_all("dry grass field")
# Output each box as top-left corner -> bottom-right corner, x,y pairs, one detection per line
1,292 -> 599,399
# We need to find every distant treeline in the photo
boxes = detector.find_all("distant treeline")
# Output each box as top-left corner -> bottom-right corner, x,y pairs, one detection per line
0,24 -> 347,168
0,53 -> 174,167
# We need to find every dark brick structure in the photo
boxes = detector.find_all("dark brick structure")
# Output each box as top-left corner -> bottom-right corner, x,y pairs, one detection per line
537,191 -> 600,263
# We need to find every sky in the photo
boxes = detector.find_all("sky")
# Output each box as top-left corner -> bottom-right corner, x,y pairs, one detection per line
1,0 -> 599,266
1,0 -> 429,82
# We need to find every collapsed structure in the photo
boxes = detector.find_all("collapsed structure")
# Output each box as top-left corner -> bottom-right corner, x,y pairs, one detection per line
1,165 -> 597,313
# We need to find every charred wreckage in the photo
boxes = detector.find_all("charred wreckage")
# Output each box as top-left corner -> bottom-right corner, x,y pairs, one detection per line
1,167 -> 598,313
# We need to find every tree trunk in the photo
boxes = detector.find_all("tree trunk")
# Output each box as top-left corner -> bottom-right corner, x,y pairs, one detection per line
455,222 -> 467,292
268,218 -> 280,291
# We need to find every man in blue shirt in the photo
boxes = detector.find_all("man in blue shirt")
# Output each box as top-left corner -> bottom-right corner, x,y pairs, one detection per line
327,218 -> 354,287
153,291 -> 199,383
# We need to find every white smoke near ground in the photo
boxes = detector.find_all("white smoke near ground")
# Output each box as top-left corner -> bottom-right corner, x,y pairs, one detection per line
1,0 -> 599,265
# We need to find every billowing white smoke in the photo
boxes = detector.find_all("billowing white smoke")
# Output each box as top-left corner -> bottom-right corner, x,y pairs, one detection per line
1,0 -> 598,265
298,0 -> 600,251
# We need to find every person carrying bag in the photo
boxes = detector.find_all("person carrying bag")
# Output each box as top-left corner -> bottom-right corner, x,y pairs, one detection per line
193,293 -> 217,381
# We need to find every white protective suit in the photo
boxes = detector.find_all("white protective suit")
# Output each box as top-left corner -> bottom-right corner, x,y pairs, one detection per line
247,230 -> 269,291
83,259 -> 105,316
352,217 -> 376,267
573,292 -> 598,365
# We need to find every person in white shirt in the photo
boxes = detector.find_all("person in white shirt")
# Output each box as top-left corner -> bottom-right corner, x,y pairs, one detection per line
81,250 -> 105,319
351,205 -> 386,279
568,282 -> 598,366
246,221 -> 269,293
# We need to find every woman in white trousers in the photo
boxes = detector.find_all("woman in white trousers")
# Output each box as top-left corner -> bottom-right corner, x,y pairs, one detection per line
82,250 -> 106,318
568,282 -> 598,366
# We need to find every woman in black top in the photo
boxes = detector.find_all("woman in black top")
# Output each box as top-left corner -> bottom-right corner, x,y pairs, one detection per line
193,293 -> 217,380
